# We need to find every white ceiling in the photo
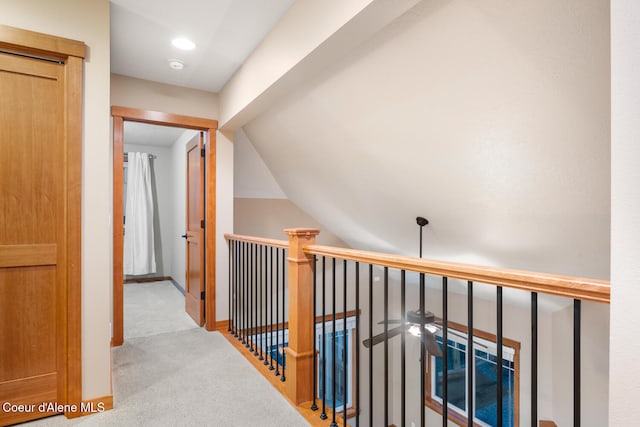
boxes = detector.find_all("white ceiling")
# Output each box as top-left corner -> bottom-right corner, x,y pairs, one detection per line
110,0 -> 295,93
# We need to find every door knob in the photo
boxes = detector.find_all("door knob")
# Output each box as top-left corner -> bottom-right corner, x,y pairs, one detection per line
181,234 -> 188,239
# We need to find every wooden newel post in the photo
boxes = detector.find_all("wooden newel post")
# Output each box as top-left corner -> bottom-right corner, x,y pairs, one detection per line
284,228 -> 320,405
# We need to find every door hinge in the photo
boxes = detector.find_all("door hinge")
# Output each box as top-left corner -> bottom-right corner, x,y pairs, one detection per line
200,291 -> 205,300
201,219 -> 205,229
201,148 -> 205,157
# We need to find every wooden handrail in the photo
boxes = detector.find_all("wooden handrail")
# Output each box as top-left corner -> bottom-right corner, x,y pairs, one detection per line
305,244 -> 610,304
224,232 -> 610,302
224,233 -> 288,249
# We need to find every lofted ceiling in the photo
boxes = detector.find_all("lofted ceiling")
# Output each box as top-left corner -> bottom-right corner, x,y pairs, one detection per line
241,0 -> 611,281
110,0 -> 295,92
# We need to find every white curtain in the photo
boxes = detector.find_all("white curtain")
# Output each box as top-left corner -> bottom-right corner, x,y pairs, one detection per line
124,152 -> 156,275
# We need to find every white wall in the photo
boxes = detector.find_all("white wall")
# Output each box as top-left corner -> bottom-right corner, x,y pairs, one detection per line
123,143 -> 173,278
234,128 -> 286,199
552,301 -> 609,427
233,128 -> 347,247
111,74 -> 219,118
243,0 -> 611,280
609,1 -> 640,425
215,131 -> 234,320
0,0 -> 112,399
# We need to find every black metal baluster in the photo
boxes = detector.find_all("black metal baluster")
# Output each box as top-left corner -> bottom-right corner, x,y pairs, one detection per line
242,242 -> 247,345
383,267 -> 388,427
261,249 -> 269,366
497,286 -> 503,427
355,261 -> 360,427
574,299 -> 581,427
253,244 -> 259,355
259,245 -> 264,360
238,242 -> 242,341
443,277 -> 448,427
281,248 -> 286,381
342,260 -> 348,427
250,244 -> 255,352
468,281 -> 474,427
531,292 -> 538,427
312,255 -> 318,411
321,256 -> 328,420
275,248 -> 280,377
368,264 -> 373,427
233,241 -> 238,337
420,272 -> 426,427
269,247 -> 275,371
401,270 -> 406,427
331,258 -> 337,427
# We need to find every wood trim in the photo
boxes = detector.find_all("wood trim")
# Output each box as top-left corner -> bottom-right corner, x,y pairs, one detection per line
65,395 -> 113,418
111,106 -> 217,130
539,421 -> 558,427
214,319 -> 229,331
205,128 -> 217,331
0,244 -> 57,267
112,115 -> 124,347
220,329 -> 349,427
0,24 -> 85,59
65,53 -> 83,409
111,109 -> 219,346
232,310 -> 360,337
305,245 -> 610,303
224,233 -> 288,249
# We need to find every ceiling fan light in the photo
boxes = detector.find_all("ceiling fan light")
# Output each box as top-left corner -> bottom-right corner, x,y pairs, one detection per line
425,324 -> 439,334
408,325 -> 422,337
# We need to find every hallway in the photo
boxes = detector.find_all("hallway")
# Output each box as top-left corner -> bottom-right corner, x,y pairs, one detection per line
21,282 -> 309,426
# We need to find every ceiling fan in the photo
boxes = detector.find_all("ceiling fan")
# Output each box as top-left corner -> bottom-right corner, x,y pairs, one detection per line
362,217 -> 443,356
363,308 -> 443,357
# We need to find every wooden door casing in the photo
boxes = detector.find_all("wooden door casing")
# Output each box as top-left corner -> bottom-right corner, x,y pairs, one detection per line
111,107 -> 218,346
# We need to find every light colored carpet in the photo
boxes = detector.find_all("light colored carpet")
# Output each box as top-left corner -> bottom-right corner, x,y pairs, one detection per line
20,282 -> 310,426
124,281 -> 198,339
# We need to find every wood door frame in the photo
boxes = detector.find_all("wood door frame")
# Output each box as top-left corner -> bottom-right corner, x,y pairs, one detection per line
0,25 -> 84,413
111,106 -> 218,346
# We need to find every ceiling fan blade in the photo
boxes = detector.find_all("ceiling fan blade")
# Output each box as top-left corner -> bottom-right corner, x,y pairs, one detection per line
424,331 -> 443,357
363,325 -> 405,348
377,319 -> 403,325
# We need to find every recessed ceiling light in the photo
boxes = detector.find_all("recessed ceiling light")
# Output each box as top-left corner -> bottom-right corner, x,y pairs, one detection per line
168,59 -> 184,70
172,37 -> 195,50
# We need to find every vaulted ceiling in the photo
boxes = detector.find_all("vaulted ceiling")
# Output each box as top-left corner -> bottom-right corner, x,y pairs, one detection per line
111,0 -> 610,281
240,0 -> 610,280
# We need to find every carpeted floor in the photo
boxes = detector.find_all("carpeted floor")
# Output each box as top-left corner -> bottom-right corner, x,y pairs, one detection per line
20,282 -> 310,426
123,280 -> 198,339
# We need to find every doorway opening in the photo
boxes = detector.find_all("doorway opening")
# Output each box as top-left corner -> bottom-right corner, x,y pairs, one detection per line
112,107 -> 218,346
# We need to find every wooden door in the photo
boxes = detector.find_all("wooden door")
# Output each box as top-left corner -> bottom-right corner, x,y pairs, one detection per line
0,47 -> 76,424
185,134 -> 205,326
